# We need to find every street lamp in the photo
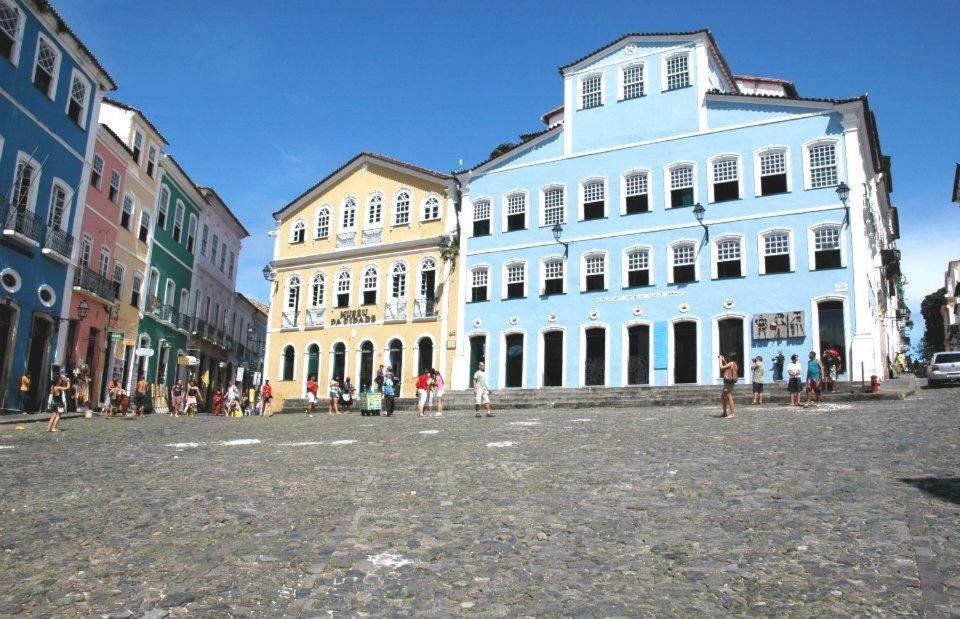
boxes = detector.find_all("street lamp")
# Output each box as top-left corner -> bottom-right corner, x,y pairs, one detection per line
836,181 -> 851,224
551,222 -> 569,259
262,264 -> 276,281
76,298 -> 89,321
693,202 -> 706,228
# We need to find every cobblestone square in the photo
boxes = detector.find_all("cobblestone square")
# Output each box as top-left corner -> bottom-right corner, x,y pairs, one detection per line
0,388 -> 958,616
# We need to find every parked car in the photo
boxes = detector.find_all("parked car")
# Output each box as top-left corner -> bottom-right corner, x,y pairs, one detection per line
927,352 -> 960,387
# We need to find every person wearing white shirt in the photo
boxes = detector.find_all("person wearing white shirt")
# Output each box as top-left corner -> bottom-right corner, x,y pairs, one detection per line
786,354 -> 803,406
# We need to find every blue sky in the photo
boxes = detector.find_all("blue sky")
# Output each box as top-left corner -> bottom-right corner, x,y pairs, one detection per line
57,0 -> 960,346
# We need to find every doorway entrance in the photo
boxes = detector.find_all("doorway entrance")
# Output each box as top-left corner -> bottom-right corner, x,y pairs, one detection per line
24,314 -> 54,411
717,317 -> 745,378
417,337 -> 433,375
0,301 -> 19,409
504,333 -> 523,388
388,339 -> 403,394
306,344 -> 320,382
359,341 -> 374,391
542,330 -> 563,387
626,324 -> 650,385
332,342 -> 346,382
469,335 -> 486,381
818,300 -> 846,375
673,321 -> 697,384
584,327 -> 606,386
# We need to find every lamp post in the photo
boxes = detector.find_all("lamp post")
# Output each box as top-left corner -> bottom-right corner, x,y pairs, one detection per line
262,264 -> 276,282
693,202 -> 708,241
551,222 -> 570,259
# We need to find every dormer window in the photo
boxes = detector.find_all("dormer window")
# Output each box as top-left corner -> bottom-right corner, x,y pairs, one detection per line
33,36 -> 59,98
621,64 -> 644,100
665,53 -> 689,91
580,74 -> 602,109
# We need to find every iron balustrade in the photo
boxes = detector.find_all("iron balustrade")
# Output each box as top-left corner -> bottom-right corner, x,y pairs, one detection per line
43,226 -> 74,259
414,296 -> 437,318
281,310 -> 299,328
306,307 -> 325,327
385,299 -> 407,320
160,305 -> 176,323
179,313 -> 193,332
192,318 -> 206,336
73,266 -> 115,301
3,206 -> 43,243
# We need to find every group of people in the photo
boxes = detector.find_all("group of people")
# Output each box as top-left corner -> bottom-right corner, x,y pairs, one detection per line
718,347 -> 843,418
304,375 -> 356,416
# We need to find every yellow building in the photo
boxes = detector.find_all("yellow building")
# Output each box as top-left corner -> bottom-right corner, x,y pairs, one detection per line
264,153 -> 462,406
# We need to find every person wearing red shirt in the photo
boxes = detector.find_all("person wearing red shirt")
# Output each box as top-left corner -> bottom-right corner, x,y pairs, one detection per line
305,376 -> 318,417
415,371 -> 431,417
260,380 -> 273,416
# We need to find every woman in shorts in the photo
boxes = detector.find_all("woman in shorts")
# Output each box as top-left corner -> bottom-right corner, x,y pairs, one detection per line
804,351 -> 825,407
750,356 -> 765,405
328,377 -> 341,415
46,373 -> 70,432
431,368 -> 445,417
185,381 -> 200,416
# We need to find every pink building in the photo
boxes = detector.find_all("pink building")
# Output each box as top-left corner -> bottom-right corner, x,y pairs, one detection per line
67,125 -> 130,404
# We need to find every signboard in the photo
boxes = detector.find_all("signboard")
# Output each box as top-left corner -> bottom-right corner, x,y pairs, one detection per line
330,308 -> 376,326
596,290 -> 685,304
253,372 -> 262,385
110,332 -> 123,343
135,347 -> 154,357
236,366 -> 245,382
752,311 -> 805,340
177,354 -> 199,366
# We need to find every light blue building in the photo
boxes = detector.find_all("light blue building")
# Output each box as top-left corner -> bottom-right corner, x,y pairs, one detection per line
454,30 -> 903,390
0,0 -> 115,411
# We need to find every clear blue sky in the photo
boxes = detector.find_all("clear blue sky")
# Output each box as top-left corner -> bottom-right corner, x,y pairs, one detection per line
57,0 -> 960,347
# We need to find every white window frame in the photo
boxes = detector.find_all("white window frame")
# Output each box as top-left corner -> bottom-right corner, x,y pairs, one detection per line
471,196 -> 493,237
618,61 -> 646,101
389,261 -> 407,300
112,261 -> 125,295
361,265 -> 379,306
469,264 -> 491,302
501,260 -> 527,299
309,272 -> 326,308
31,33 -> 60,100
289,218 -> 306,244
340,196 -> 358,232
752,145 -> 793,196
314,205 -> 331,239
392,188 -> 412,226
108,170 -> 121,203
186,214 -> 198,253
78,233 -> 92,269
285,275 -> 301,312
661,51 -> 691,92
663,162 -> 698,210
578,176 -> 608,221
539,254 -> 566,295
46,178 -> 72,230
0,0 -> 26,66
132,129 -> 144,164
173,199 -> 185,242
619,168 -> 652,215
11,151 -> 41,212
577,72 -> 604,110
807,222 -> 846,270
710,234 -> 747,279
801,138 -> 843,191
579,250 -> 609,292
501,189 -> 528,232
64,68 -> 90,128
621,245 -> 654,288
420,193 -> 442,222
539,183 -> 567,227
417,257 -> 438,299
667,239 -> 700,284
98,247 -> 111,279
366,192 -> 383,228
90,153 -> 104,189
757,228 -> 795,275
707,154 -> 743,204
335,268 -> 352,307
156,186 -> 170,230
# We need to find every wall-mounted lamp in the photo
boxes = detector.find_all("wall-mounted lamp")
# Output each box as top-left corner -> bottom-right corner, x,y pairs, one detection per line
836,181 -> 850,224
262,264 -> 276,282
551,222 -> 570,259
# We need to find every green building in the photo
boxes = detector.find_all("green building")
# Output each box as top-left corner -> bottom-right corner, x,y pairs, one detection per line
138,155 -> 202,387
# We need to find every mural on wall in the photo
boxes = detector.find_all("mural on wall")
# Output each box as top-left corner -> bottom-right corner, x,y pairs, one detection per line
752,311 -> 805,340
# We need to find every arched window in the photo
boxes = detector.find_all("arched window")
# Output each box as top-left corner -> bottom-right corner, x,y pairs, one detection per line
282,345 -> 295,381
290,219 -> 305,244
98,245 -> 110,278
390,262 -> 407,299
336,269 -> 351,308
417,336 -> 434,374
709,155 -> 741,203
472,198 -> 491,236
341,197 -> 357,230
179,289 -> 189,314
157,186 -> 169,229
713,236 -> 744,279
394,190 -> 411,225
284,275 -> 301,329
805,140 -> 839,189
504,191 -> 526,231
306,344 -> 320,383
421,194 -> 441,221
503,261 -> 525,299
332,342 -> 346,381
186,214 -> 197,253
131,271 -> 143,307
164,279 -> 176,307
315,206 -> 330,239
310,272 -> 325,307
173,200 -> 185,242
362,266 -> 378,305
670,241 -> 697,284
418,258 -> 437,299
367,192 -> 383,226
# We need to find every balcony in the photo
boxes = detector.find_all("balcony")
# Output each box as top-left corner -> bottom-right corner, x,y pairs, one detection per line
3,206 -> 43,246
281,310 -> 299,329
335,232 -> 355,249
160,305 -> 176,324
306,307 -> 325,328
192,318 -> 206,337
361,229 -> 382,245
42,226 -> 74,263
178,313 -> 193,333
384,299 -> 407,322
414,296 -> 438,320
206,322 -> 217,341
73,267 -> 115,303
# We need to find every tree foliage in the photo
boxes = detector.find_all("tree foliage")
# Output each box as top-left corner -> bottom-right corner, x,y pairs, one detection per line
919,287 -> 946,360
489,142 -> 518,160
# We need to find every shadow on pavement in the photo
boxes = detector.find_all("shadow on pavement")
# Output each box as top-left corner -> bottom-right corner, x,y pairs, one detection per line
901,477 -> 960,506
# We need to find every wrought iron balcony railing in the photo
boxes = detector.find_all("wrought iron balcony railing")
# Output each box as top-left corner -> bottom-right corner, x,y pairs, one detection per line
3,206 -> 43,243
160,304 -> 176,323
385,299 -> 407,321
335,232 -> 355,249
306,307 -> 325,327
414,296 -> 437,319
179,313 -> 193,332
192,318 -> 206,336
43,226 -> 74,260
281,310 -> 299,328
361,229 -> 382,245
73,266 -> 115,301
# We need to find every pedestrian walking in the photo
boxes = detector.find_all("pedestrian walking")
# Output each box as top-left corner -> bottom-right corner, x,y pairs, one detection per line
473,361 -> 494,418
260,380 -> 273,416
107,378 -> 124,417
171,380 -> 184,417
375,365 -> 385,393
247,386 -> 257,415
431,368 -> 445,416
73,365 -> 90,414
226,382 -> 242,417
340,378 -> 355,413
772,351 -> 785,383
786,354 -> 803,406
803,351 -> 825,407
718,352 -> 738,419
185,381 -> 201,416
212,389 -> 223,416
46,372 -> 70,432
305,375 -> 319,417
134,374 -> 149,417
751,355 -> 765,405
824,343 -> 841,391
328,376 -> 341,415
382,370 -> 396,416
415,370 -> 431,417
19,371 -> 31,414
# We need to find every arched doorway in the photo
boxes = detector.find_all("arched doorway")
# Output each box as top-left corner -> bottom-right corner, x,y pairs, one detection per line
542,330 -> 563,387
673,321 -> 697,384
417,336 -> 433,375
626,324 -> 650,385
584,326 -> 606,386
359,341 -> 374,391
717,317 -> 745,379
306,344 -> 320,382
817,300 -> 846,375
388,338 -> 403,395
504,333 -> 524,388
282,345 -> 295,381
135,334 -> 150,383
332,342 -> 346,382
469,335 -> 486,381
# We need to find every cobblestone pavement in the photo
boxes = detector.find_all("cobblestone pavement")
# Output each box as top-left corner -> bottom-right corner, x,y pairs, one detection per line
0,386 -> 958,617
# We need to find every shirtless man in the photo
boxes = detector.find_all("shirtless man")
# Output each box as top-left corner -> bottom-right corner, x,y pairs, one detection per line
134,374 -> 149,417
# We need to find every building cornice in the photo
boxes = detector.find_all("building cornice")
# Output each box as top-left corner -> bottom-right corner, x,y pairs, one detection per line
274,235 -> 446,271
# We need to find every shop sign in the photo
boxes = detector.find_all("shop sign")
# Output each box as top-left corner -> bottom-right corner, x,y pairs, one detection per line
330,308 -> 376,326
752,311 -> 805,340
110,332 -> 123,343
135,347 -> 154,357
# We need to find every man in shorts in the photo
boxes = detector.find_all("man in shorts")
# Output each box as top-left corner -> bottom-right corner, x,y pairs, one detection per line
473,361 -> 494,418
305,376 -> 318,417
134,374 -> 149,417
